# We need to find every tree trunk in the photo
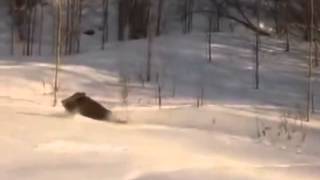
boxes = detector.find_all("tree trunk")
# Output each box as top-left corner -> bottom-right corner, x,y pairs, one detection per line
30,4 -> 37,56
10,0 -> 15,56
274,0 -> 280,34
54,0 -> 63,107
208,15 -> 213,63
285,0 -> 290,52
305,0 -> 311,41
187,0 -> 194,33
64,0 -> 70,54
76,0 -> 82,53
158,83 -> 162,109
315,41 -> 319,67
146,0 -> 154,82
118,0 -> 126,41
156,0 -> 163,36
255,0 -> 261,90
183,0 -> 193,34
306,0 -> 314,121
314,0 -> 319,67
216,7 -> 221,32
38,0 -> 44,55
101,0 -> 109,49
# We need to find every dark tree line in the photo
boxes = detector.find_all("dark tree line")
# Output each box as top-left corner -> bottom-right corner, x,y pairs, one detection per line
10,0 -> 39,56
10,0 -> 82,56
63,0 -> 82,55
118,0 -> 150,40
8,0 -> 320,56
6,0 -> 320,116
118,0 -> 164,41
183,0 -> 194,34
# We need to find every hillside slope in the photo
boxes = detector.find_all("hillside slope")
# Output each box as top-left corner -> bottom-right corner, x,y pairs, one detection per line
0,32 -> 319,179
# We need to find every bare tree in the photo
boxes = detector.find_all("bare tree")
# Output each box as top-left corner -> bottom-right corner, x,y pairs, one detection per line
272,0 -> 281,34
157,80 -> 162,109
146,0 -> 156,82
171,77 -> 176,97
76,0 -> 82,53
101,0 -> 109,49
38,0 -> 44,55
53,0 -> 63,106
208,14 -> 213,63
56,0 -> 82,55
117,0 -> 126,41
194,1 -> 271,36
64,0 -> 70,54
22,0 -> 37,56
306,0 -> 314,121
210,0 -> 224,32
120,74 -> 129,106
314,0 -> 319,67
255,0 -> 261,89
183,0 -> 194,34
284,0 -> 290,52
196,86 -> 204,108
156,0 -> 164,36
30,2 -> 37,56
225,0 -> 270,36
10,0 -> 15,55
118,0 -> 150,40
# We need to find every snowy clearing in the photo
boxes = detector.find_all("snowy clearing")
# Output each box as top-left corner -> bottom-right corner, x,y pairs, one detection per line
1,1 -> 320,178
0,31 -> 319,180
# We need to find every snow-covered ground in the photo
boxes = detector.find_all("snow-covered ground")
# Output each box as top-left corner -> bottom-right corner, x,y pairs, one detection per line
0,103 -> 320,180
0,1 -> 320,179
0,32 -> 319,180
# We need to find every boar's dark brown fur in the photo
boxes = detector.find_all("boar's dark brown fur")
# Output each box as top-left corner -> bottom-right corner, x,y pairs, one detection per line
62,92 -> 112,121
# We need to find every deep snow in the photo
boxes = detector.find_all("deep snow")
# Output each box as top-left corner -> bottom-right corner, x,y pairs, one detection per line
0,1 -> 320,179
0,32 -> 319,179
